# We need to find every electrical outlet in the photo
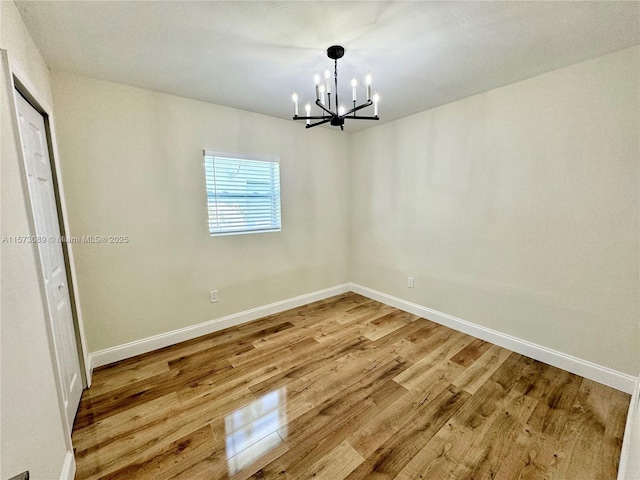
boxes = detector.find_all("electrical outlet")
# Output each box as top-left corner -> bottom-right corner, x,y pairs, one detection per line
210,290 -> 218,303
407,277 -> 414,288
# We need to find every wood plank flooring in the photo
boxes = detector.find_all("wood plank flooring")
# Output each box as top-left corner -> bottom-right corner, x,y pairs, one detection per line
73,293 -> 630,480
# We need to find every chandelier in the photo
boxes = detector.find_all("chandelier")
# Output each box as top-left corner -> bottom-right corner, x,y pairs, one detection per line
291,45 -> 379,130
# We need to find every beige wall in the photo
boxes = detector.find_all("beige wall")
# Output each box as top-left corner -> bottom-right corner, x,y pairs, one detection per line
50,71 -> 350,352
1,3 -> 637,475
0,0 -> 52,106
51,47 -> 639,376
0,1 -> 71,478
350,46 -> 640,376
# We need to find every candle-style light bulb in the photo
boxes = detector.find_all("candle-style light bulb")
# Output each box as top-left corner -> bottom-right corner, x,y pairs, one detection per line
292,92 -> 299,116
372,91 -> 379,116
305,102 -> 311,125
319,84 -> 326,105
351,78 -> 357,102
365,73 -> 372,101
324,67 -> 331,94
338,104 -> 345,116
314,72 -> 321,101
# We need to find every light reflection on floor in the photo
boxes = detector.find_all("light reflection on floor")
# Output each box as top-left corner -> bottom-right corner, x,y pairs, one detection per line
225,387 -> 288,476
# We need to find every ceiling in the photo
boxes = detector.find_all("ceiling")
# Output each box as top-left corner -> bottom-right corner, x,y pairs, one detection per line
16,1 -> 640,132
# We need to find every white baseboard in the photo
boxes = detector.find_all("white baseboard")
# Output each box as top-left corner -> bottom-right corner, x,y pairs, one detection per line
88,281 -> 635,394
88,284 -> 350,373
350,283 -> 637,394
618,375 -> 640,479
60,450 -> 75,480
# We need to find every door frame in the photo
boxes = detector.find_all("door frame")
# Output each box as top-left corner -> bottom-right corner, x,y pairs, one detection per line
2,51 -> 90,394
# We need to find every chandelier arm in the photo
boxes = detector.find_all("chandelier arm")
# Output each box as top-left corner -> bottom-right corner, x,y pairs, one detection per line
315,99 -> 336,116
305,118 -> 332,128
341,116 -> 380,121
293,115 -> 331,120
339,100 -> 373,118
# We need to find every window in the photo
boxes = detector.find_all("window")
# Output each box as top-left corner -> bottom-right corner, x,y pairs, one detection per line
204,151 -> 281,236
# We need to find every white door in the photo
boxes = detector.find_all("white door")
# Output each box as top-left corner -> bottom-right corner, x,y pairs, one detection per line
15,90 -> 83,433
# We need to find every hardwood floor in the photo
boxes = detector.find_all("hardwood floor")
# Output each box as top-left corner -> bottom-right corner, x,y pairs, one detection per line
73,293 -> 630,479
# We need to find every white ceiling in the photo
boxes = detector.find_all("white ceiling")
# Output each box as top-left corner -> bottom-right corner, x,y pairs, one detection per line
16,1 -> 640,132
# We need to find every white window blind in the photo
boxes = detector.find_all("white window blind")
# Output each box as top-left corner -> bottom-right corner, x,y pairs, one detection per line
204,151 -> 281,236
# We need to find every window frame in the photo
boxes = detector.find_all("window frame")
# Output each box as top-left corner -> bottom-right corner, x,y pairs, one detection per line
203,150 -> 282,237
